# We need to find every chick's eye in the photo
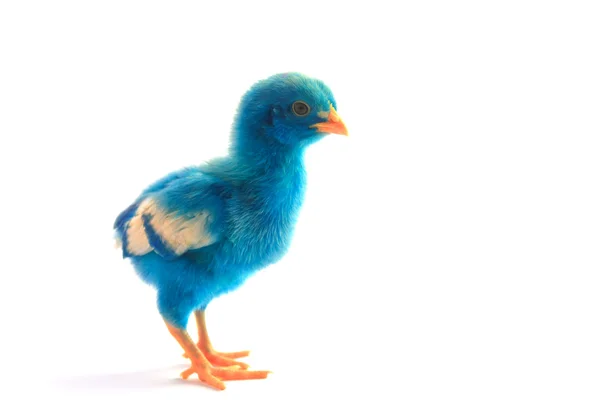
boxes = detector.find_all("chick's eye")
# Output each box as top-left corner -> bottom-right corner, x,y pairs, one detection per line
292,101 -> 310,117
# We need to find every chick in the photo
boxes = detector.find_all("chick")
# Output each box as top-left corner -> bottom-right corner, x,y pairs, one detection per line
114,72 -> 348,390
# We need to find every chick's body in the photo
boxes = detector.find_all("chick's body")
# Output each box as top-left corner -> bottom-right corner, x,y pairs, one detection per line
124,155 -> 306,327
113,72 -> 347,390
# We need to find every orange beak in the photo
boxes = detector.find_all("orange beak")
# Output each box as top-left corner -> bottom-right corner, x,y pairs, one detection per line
310,105 -> 348,136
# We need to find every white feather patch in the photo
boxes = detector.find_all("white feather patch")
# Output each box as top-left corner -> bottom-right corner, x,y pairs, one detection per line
125,198 -> 213,257
126,202 -> 152,255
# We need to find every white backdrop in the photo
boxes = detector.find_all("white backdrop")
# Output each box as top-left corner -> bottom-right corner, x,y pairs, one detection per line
1,1 -> 599,399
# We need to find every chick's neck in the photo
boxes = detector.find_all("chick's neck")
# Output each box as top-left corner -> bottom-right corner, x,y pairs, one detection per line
230,127 -> 308,182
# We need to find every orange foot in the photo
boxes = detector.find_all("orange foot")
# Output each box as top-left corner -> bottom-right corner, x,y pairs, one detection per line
184,348 -> 251,369
181,364 -> 270,390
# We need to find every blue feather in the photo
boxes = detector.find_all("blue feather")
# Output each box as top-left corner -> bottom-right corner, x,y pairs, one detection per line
113,201 -> 138,232
119,225 -> 132,259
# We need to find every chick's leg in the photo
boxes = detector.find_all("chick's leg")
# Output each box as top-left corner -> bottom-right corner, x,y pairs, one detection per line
165,321 -> 269,390
189,310 -> 251,369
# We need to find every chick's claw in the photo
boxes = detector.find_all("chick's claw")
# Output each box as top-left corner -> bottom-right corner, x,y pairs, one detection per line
180,364 -> 270,389
205,352 -> 250,369
211,367 -> 270,381
180,365 -> 226,390
183,348 -> 251,369
213,350 -> 250,359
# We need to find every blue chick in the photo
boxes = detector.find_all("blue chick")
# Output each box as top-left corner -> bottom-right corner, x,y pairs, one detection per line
114,72 -> 348,390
